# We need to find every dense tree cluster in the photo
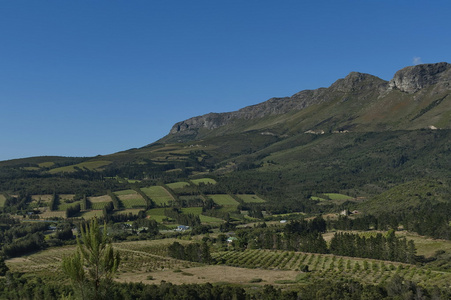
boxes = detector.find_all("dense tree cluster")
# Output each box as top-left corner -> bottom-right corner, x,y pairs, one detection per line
329,230 -> 417,263
164,208 -> 201,227
65,203 -> 81,218
1,272 -> 450,300
167,241 -> 212,263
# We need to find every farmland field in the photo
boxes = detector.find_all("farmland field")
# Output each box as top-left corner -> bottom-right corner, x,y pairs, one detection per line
180,207 -> 224,223
114,209 -> 143,216
58,201 -> 81,211
79,210 -> 103,219
39,210 -> 66,219
181,207 -> 202,215
38,162 -> 55,168
147,208 -> 170,223
114,190 -> 147,208
191,178 -> 217,185
311,196 -> 327,201
31,194 -> 52,203
208,194 -> 239,206
199,215 -> 224,223
167,181 -> 190,190
59,194 -> 75,201
48,160 -> 112,174
90,202 -> 112,210
211,249 -> 451,288
88,195 -> 112,209
323,193 -> 353,200
141,186 -> 174,206
89,195 -> 112,203
237,194 -> 266,203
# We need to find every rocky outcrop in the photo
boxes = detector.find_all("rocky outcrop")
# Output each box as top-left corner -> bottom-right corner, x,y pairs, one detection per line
168,63 -> 450,137
169,72 -> 384,136
388,62 -> 451,93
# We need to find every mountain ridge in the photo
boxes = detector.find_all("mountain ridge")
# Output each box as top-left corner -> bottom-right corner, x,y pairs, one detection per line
165,62 -> 451,142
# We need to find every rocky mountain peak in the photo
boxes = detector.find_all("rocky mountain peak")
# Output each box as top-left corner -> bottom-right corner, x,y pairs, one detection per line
165,62 -> 450,141
388,62 -> 451,93
329,72 -> 385,93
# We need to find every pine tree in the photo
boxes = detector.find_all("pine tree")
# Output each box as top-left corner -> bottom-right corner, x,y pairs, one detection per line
62,218 -> 120,300
0,256 -> 9,276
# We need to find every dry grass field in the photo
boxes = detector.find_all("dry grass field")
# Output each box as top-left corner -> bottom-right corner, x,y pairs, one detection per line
116,265 -> 298,286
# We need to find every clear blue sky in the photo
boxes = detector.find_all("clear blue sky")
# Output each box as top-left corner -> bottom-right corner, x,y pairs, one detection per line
1,0 -> 450,161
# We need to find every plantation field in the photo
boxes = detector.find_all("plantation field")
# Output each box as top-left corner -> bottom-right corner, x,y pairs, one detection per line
90,202 -> 112,210
38,162 -> 55,168
147,208 -> 170,223
114,209 -> 143,216
114,190 -> 146,208
31,194 -> 52,203
119,265 -> 298,286
179,195 -> 204,203
211,249 -> 451,288
323,193 -> 353,200
199,215 -> 224,224
89,195 -> 112,203
179,207 -> 224,223
141,186 -> 174,206
311,196 -> 327,201
237,194 -> 266,203
23,166 -> 40,171
7,237 -> 451,290
322,230 -> 451,258
0,194 -> 5,207
6,245 -> 76,278
59,194 -> 75,201
208,194 -> 239,206
167,181 -> 190,190
114,189 -> 137,196
39,210 -> 66,219
181,207 -> 202,215
191,178 -> 217,185
79,210 -> 103,219
88,195 -> 112,209
397,232 -> 451,257
48,160 -> 112,174
58,201 -> 81,211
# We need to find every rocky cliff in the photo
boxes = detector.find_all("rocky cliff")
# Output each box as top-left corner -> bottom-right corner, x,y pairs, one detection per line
388,62 -> 451,93
167,62 -> 451,139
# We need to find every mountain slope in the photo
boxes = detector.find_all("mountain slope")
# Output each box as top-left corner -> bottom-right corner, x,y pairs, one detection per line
163,62 -> 451,143
1,63 -> 450,215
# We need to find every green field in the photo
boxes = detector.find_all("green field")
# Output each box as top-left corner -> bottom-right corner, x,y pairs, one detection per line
79,210 -> 104,219
199,215 -> 224,223
323,193 -> 353,200
191,178 -> 217,185
211,249 -> 451,288
0,194 -> 6,207
90,201 -> 111,210
58,201 -> 82,211
208,194 -> 239,206
141,186 -> 174,206
311,196 -> 327,201
237,194 -> 266,203
114,209 -> 143,216
181,207 -> 203,215
49,160 -> 112,174
114,190 -> 147,208
167,181 -> 190,189
147,208 -> 171,223
114,189 -> 136,196
38,162 -> 55,168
